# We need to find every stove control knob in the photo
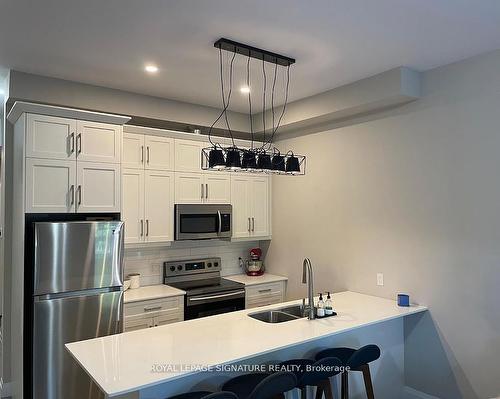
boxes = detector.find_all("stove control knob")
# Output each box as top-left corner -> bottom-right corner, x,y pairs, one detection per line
169,266 -> 175,272
177,265 -> 183,271
207,263 -> 212,268
214,262 -> 219,267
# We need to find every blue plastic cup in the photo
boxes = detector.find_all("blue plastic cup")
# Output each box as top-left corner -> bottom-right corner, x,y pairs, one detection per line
397,294 -> 410,307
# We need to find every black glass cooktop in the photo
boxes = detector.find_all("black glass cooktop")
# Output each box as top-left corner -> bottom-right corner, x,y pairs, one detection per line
166,277 -> 244,296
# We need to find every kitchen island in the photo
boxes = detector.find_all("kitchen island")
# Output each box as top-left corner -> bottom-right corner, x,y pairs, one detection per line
66,291 -> 426,399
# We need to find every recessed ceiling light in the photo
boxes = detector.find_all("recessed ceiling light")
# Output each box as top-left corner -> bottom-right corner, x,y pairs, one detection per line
240,85 -> 250,94
144,64 -> 159,73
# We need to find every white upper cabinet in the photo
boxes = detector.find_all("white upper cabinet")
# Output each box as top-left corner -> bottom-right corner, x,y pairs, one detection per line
26,114 -> 77,161
144,171 -> 174,242
174,139 -> 205,172
231,175 -> 251,238
230,175 -> 270,238
122,133 -> 145,169
122,169 -> 145,244
145,136 -> 174,171
204,173 -> 231,204
250,176 -> 270,237
25,158 -> 76,213
76,120 -> 121,164
76,162 -> 121,213
175,172 -> 204,204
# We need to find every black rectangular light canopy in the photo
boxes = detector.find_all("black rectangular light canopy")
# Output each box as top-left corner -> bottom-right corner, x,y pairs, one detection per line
214,38 -> 295,66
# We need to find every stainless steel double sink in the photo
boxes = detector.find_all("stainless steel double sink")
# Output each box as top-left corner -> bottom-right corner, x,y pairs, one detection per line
249,304 -> 307,323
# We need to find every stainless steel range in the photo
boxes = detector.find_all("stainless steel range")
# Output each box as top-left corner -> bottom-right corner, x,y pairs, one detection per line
163,257 -> 245,320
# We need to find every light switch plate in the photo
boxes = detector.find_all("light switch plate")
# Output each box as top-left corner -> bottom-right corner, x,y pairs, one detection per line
377,273 -> 384,286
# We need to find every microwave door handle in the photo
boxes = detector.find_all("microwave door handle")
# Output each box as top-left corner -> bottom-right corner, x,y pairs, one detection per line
217,210 -> 222,235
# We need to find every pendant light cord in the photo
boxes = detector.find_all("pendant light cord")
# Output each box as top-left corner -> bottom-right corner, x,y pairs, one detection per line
247,54 -> 254,149
261,56 -> 267,151
208,45 -> 236,147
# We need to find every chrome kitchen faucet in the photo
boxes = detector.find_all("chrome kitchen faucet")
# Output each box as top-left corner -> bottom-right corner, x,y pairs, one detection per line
302,258 -> 316,320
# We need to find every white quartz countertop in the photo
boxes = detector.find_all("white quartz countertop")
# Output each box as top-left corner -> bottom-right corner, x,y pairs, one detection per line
224,273 -> 288,286
124,285 -> 185,303
66,291 -> 426,397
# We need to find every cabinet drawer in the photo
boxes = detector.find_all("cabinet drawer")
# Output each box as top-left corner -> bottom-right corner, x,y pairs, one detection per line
153,311 -> 184,327
124,296 -> 183,317
246,282 -> 284,298
246,292 -> 284,309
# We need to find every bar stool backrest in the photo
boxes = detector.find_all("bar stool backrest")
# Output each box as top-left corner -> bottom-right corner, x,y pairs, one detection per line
201,392 -> 239,399
346,345 -> 381,369
247,371 -> 297,399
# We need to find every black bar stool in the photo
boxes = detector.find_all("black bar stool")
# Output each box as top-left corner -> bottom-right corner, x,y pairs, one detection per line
278,357 -> 342,398
315,344 -> 381,399
168,391 -> 238,399
221,371 -> 297,399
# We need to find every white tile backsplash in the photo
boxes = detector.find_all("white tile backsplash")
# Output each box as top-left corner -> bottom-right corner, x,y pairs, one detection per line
124,241 -> 260,286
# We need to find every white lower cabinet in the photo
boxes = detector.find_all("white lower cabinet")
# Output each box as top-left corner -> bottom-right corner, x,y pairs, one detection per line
124,296 -> 184,332
175,172 -> 230,204
245,281 -> 286,309
122,169 -> 174,244
231,175 -> 270,238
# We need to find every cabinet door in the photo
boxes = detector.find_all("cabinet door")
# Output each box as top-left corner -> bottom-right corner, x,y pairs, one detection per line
26,114 -> 77,161
122,133 -> 145,169
124,314 -> 153,332
144,171 -> 174,243
26,158 -> 76,213
153,312 -> 183,327
174,139 -> 204,172
76,162 -> 121,213
174,172 -> 204,204
145,135 -> 174,171
204,173 -> 231,204
250,176 -> 270,237
122,169 -> 145,244
230,175 -> 251,238
77,121 -> 121,163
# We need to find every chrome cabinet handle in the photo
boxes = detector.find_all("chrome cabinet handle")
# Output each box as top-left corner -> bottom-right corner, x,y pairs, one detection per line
252,217 -> 255,232
144,305 -> 162,312
69,133 -> 75,154
201,184 -> 204,199
141,145 -> 144,164
69,185 -> 75,205
189,290 -> 245,302
248,217 -> 251,232
217,210 -> 222,235
140,219 -> 144,237
76,133 -> 82,154
206,184 -> 209,199
146,220 -> 149,236
78,185 -> 82,205
146,146 -> 150,164
258,288 -> 272,293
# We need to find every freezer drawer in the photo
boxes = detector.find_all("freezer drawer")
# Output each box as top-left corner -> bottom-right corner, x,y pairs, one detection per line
34,221 -> 124,295
33,290 -> 123,399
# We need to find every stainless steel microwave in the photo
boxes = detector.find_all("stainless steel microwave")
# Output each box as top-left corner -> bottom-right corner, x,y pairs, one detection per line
175,204 -> 232,241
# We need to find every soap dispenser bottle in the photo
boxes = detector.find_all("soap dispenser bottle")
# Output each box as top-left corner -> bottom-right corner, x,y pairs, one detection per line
317,293 -> 325,317
325,292 -> 333,315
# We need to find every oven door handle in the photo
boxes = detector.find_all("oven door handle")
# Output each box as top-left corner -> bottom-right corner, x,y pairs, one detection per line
217,210 -> 222,235
188,290 -> 245,303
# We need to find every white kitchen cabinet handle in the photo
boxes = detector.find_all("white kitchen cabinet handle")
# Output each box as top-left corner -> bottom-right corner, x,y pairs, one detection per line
144,306 -> 162,312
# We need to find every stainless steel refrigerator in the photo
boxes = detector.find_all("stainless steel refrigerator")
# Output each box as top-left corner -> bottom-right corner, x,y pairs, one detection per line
31,221 -> 124,399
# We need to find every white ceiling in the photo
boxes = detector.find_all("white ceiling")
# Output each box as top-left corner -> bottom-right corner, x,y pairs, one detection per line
1,0 -> 500,112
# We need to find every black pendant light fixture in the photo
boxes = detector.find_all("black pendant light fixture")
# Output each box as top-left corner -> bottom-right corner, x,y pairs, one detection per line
202,38 -> 306,175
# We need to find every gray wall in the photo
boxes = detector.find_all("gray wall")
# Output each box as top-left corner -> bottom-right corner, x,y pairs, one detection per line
265,49 -> 500,399
7,70 -> 250,133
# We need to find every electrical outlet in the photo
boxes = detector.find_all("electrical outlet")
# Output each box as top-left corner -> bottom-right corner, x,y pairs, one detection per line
377,273 -> 384,286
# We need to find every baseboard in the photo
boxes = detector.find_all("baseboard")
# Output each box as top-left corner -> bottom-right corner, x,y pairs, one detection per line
1,381 -> 12,398
404,386 -> 441,399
